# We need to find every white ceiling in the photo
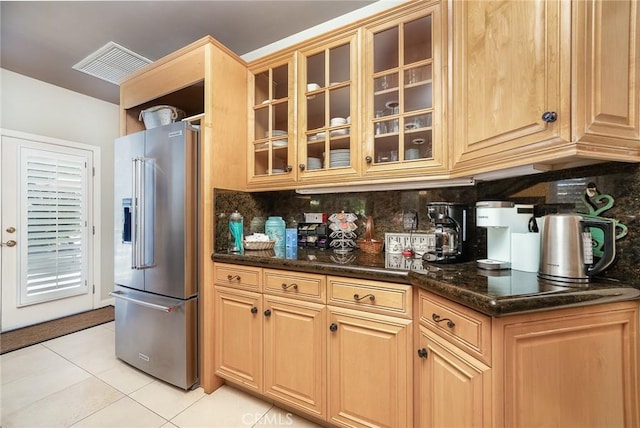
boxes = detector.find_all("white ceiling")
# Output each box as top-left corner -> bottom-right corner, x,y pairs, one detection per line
1,1 -> 381,105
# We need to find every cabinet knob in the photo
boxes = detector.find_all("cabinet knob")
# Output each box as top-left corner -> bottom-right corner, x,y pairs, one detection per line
432,313 -> 455,328
299,164 -> 306,171
365,156 -> 373,164
417,348 -> 428,358
541,111 -> 558,123
329,323 -> 338,332
250,306 -> 258,314
281,283 -> 298,290
264,309 -> 272,317
286,165 -> 293,172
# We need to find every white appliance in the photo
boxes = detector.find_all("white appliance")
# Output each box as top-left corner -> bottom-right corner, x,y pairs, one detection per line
476,201 -> 536,270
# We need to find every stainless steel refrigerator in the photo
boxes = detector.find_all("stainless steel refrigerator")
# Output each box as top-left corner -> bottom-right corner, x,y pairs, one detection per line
112,121 -> 199,389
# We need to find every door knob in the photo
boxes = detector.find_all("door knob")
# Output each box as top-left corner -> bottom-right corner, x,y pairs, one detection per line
1,240 -> 16,247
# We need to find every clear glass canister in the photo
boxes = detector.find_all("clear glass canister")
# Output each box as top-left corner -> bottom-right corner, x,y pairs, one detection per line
228,210 -> 244,253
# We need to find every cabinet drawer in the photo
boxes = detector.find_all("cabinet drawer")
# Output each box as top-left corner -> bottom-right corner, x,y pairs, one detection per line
327,276 -> 412,319
213,262 -> 262,292
417,290 -> 491,364
263,269 -> 326,303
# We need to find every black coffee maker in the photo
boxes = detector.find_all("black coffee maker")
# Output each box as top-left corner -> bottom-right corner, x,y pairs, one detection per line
423,202 -> 468,263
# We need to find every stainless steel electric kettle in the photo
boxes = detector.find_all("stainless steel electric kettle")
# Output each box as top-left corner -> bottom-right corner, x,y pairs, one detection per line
538,214 -> 616,284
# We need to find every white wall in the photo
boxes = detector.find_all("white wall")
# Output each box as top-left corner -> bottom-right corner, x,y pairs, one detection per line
0,68 -> 119,303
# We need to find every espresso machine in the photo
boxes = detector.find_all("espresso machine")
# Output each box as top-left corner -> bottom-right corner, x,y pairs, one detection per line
475,201 -> 536,271
422,202 -> 468,263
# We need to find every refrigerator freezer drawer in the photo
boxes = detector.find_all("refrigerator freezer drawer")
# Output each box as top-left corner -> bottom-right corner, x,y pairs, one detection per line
112,286 -> 198,389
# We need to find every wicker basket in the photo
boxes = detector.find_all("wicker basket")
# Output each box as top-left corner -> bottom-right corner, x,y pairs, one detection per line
358,239 -> 384,254
243,240 -> 276,251
358,216 -> 383,254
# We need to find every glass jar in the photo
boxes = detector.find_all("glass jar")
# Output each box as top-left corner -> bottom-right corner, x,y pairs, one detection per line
228,210 -> 244,253
265,216 -> 286,251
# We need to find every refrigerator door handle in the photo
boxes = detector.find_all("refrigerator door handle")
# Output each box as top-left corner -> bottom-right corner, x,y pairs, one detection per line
131,157 -> 140,269
110,290 -> 181,313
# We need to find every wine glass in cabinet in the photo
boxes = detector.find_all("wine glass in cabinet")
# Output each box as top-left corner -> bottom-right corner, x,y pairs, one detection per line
364,4 -> 448,177
250,58 -> 296,186
298,33 -> 359,182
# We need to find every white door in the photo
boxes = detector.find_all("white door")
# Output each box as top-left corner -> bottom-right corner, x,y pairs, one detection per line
1,133 -> 94,332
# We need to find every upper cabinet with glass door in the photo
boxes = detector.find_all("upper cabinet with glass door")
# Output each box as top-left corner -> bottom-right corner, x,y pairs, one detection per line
249,56 -> 297,188
298,32 -> 359,183
363,2 -> 448,178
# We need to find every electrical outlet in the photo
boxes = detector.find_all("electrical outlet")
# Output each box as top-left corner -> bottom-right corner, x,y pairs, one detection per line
403,210 -> 418,231
410,233 -> 433,256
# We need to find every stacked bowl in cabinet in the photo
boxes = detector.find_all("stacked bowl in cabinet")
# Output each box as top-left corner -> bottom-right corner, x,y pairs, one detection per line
307,157 -> 322,170
328,149 -> 350,168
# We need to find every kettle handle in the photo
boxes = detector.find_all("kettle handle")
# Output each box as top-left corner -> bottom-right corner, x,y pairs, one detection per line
582,218 -> 616,276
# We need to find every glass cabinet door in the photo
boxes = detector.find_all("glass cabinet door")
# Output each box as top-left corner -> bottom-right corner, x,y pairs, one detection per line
299,33 -> 358,181
365,5 -> 446,174
250,59 -> 295,183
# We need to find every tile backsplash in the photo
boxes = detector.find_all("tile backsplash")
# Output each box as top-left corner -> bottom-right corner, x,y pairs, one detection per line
215,162 -> 640,285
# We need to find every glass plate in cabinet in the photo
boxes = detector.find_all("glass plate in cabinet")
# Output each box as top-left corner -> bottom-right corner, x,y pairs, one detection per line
251,61 -> 295,183
299,34 -> 358,180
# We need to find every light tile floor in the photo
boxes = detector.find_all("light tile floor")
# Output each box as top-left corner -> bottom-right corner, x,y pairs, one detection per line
0,322 -> 323,428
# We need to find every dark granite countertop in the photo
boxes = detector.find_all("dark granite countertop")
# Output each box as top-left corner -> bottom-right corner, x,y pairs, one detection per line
211,249 -> 640,317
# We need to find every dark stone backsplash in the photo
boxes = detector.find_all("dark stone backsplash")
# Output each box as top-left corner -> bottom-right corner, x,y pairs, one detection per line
214,162 -> 640,285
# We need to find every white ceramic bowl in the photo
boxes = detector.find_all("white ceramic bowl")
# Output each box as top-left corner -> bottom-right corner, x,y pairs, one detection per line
307,83 -> 321,91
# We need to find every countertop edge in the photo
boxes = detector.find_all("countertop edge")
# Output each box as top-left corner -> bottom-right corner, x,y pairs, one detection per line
212,252 -> 640,317
407,270 -> 640,317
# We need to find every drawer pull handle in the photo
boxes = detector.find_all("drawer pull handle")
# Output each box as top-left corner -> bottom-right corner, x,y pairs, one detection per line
432,313 -> 455,328
353,293 -> 375,302
281,283 -> 298,290
227,274 -> 241,281
417,348 -> 428,359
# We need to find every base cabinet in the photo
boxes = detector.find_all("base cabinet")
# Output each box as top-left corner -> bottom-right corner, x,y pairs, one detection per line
213,287 -> 263,393
213,263 -> 413,427
328,307 -> 412,428
263,294 -> 327,419
493,303 -> 639,428
416,289 -> 639,428
416,325 -> 491,428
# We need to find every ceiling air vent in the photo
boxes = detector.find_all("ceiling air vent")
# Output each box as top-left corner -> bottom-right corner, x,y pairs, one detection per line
72,41 -> 152,85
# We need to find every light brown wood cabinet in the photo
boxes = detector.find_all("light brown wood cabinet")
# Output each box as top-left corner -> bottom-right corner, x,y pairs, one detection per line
245,0 -> 451,191
213,286 -> 263,393
214,264 -> 327,418
326,276 -> 413,427
361,0 -> 449,180
415,288 -> 639,428
415,289 -> 492,427
263,294 -> 327,419
416,325 -> 491,428
328,307 -> 412,428
212,263 -> 414,427
212,263 -> 638,427
451,0 -> 640,177
247,54 -> 298,188
492,301 -> 639,427
297,31 -> 361,184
